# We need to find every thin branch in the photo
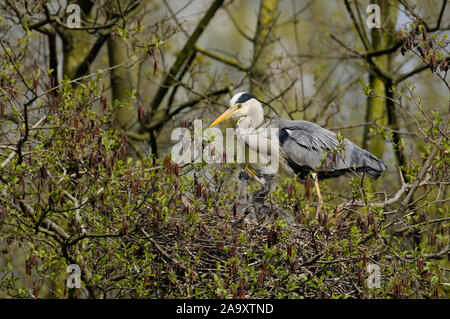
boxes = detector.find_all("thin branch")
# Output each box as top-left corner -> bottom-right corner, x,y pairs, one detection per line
1,116 -> 47,168
145,87 -> 230,131
195,45 -> 249,72
363,40 -> 403,59
344,0 -> 370,51
436,0 -> 447,30
330,34 -> 392,82
147,0 -> 225,113
224,6 -> 253,41
395,56 -> 450,84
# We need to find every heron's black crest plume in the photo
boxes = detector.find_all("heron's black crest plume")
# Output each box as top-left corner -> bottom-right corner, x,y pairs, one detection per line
234,92 -> 280,116
259,100 -> 280,117
235,92 -> 257,104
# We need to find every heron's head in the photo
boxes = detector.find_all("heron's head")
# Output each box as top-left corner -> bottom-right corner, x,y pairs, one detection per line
209,92 -> 262,127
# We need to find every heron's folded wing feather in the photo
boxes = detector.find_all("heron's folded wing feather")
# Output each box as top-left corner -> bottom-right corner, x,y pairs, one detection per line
266,119 -> 339,172
269,118 -> 386,179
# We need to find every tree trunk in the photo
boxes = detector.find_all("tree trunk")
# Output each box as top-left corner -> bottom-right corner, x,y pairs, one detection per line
363,0 -> 397,159
107,36 -> 137,130
61,1 -> 95,80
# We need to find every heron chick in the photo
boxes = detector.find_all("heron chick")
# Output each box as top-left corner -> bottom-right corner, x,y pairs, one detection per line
210,92 -> 387,219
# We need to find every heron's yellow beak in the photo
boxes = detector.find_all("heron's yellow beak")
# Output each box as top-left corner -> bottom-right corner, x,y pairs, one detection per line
246,167 -> 258,177
209,107 -> 237,127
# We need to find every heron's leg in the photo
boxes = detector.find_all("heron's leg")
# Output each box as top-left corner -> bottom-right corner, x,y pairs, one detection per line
312,173 -> 323,219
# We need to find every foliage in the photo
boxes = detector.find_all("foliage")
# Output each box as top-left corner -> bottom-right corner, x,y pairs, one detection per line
0,73 -> 447,298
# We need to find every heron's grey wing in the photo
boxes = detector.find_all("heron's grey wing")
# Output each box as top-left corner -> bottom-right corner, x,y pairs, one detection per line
277,119 -> 340,151
270,119 -> 338,178
268,118 -> 386,179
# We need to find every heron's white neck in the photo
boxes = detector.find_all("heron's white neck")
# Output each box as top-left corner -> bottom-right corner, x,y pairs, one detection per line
239,100 -> 264,129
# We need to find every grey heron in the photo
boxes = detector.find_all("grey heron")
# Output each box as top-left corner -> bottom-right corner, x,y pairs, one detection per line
209,92 -> 387,219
